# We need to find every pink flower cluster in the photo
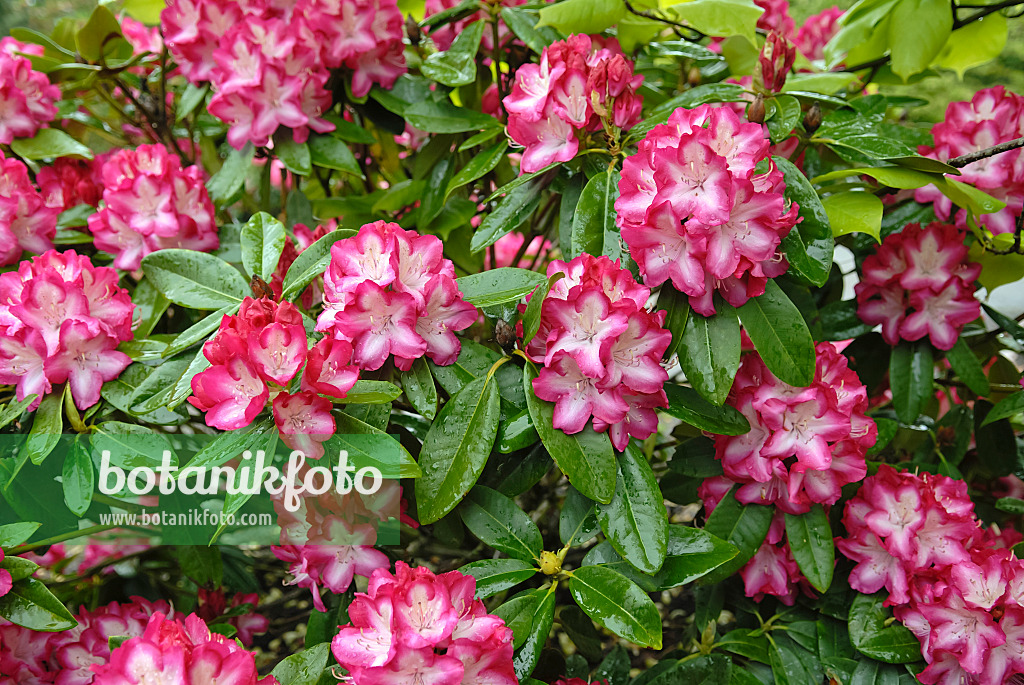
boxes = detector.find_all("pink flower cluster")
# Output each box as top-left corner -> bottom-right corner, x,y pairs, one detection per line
317,221 -> 477,372
271,476 -> 407,611
504,34 -> 644,173
916,86 -> 1024,236
1,150 -> 58,267
91,612 -> 276,685
161,0 -> 405,149
0,38 -> 60,145
753,0 -> 795,38
196,589 -> 270,646
793,7 -> 844,61
190,297 -> 358,456
838,465 -> 1024,685
704,341 -> 876,514
424,0 -> 526,52
525,254 -> 671,451
37,157 -> 104,212
0,597 -> 171,685
855,222 -> 980,350
331,562 -> 516,685
617,104 -> 799,316
86,144 -> 218,271
0,250 -> 134,410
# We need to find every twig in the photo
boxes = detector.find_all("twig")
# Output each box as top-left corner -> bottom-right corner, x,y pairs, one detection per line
622,0 -> 706,39
948,135 -> 1024,167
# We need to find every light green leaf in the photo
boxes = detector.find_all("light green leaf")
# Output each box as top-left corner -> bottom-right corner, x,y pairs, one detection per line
537,0 -> 626,34
206,143 -> 255,206
421,20 -> 485,86
888,0 -> 952,80
62,439 -> 94,517
270,643 -> 330,685
11,129 -> 92,160
665,0 -> 764,43
25,391 -> 62,466
122,0 -> 166,25
935,13 -> 1006,78
240,212 -> 287,282
308,135 -> 363,177
822,190 -> 883,241
273,134 -> 312,176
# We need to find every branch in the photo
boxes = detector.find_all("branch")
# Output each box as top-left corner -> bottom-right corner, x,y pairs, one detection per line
622,0 -> 706,38
953,0 -> 1024,27
947,135 -> 1024,167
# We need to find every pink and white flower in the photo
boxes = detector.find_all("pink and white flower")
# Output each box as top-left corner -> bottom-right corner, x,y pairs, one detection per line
0,37 -> 60,144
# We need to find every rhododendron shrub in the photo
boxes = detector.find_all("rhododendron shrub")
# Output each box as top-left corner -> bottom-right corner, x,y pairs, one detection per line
4,2 -> 1024,685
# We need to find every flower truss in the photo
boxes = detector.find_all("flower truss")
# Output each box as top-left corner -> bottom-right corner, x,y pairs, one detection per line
0,37 -> 60,145
0,149 -> 58,266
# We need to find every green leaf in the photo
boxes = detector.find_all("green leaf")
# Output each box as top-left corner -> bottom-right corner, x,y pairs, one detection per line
524,363 -> 616,504
0,522 -> 42,548
889,341 -> 933,424
162,307 -> 233,359
657,284 -> 690,360
176,83 -> 209,122
178,545 -> 223,587
416,375 -> 501,524
460,485 -> 544,561
766,95 -> 802,143
848,592 -> 922,663
0,578 -> 77,631
521,272 -> 563,346
775,156 -> 833,286
982,391 -> 1024,427
781,72 -> 858,93
457,268 -> 547,307
421,20 -> 485,86
1,556 -> 39,583
511,588 -> 556,678
665,0 -> 763,43
168,349 -> 211,410
784,505 -> 834,593
701,489 -> 773,583
405,100 -> 502,133
335,380 -> 401,404
537,0 -> 626,34
91,422 -> 176,471
596,444 -> 668,574
769,634 -> 822,685
663,384 -> 750,435
76,5 -> 125,62
471,178 -> 544,253
281,229 -> 355,300
460,558 -> 538,599
273,134 -> 312,176
570,170 -> 619,260
446,142 -> 508,201
560,485 -> 599,546
935,12 -> 1006,78
400,358 -> 438,420
418,157 -> 454,230
812,166 -> 940,189
738,279 -> 816,388
270,644 -> 330,685
822,190 -> 883,242
308,134 -> 363,177
501,7 -> 561,54
996,497 -> 1024,515
0,396 -> 37,431
888,0 -> 952,80
62,438 -> 94,517
184,418 -> 276,471
331,413 -> 421,479
938,177 -> 1006,217
240,212 -> 287,282
25,392 -> 63,466
206,143 -> 255,206
569,565 -> 662,649
946,337 -> 990,397
495,589 -> 543,650
11,129 -> 92,160
676,304 -> 741,406
142,249 -> 249,309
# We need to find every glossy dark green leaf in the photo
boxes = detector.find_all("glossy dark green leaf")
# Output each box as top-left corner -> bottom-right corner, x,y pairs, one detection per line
91,422 -> 177,471
560,485 -> 599,547
559,606 -> 604,663
595,646 -> 631,685
774,156 -> 833,286
142,249 -> 249,309
569,565 -> 662,649
946,337 -> 990,397
784,505 -> 834,593
240,212 -> 287,281
521,272 -> 563,346
524,363 -> 616,504
471,178 -> 544,252
494,589 -> 543,650
280,229 -> 355,299
765,95 -> 802,143
738,279 -> 816,387
0,395 -> 37,431
25,391 -> 62,466
206,143 -> 255,206
0,522 -> 41,548
848,592 -> 923,663
457,268 -> 547,308
11,129 -> 92,160
401,358 -> 438,420
701,489 -> 773,584
270,643 -> 330,685
982,390 -> 1024,426
446,142 -> 508,201
818,299 -> 874,341
769,634 -> 822,685
657,284 -> 690,360
644,654 -> 732,685
570,170 -> 619,259
596,444 -> 668,574
418,157 -> 454,229
501,7 -> 560,54
677,304 -> 741,406
663,384 -> 750,436
309,134 -> 363,177
421,20 -> 485,86
975,399 -> 1017,477
889,340 -> 933,424
497,408 -> 539,454
0,578 -> 77,631
179,545 -> 223,587
512,588 -> 556,678
405,100 -> 502,133
717,629 -> 770,664
0,556 -> 38,583
460,485 -> 543,561
62,438 -> 93,517
982,303 -> 1024,345
273,134 -> 312,176
416,375 -> 500,524
331,412 -> 420,479
459,558 -> 538,599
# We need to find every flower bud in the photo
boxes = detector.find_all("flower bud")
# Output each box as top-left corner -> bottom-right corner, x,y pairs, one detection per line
687,66 -> 702,87
757,31 -> 796,94
748,94 -> 767,124
804,102 -> 823,132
